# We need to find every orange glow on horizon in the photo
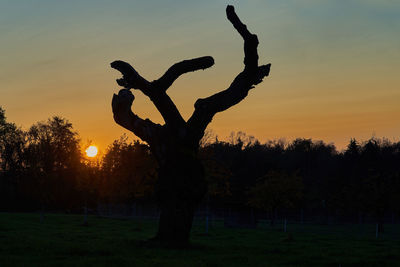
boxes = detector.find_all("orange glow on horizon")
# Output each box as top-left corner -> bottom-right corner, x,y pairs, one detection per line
1,1 -> 399,151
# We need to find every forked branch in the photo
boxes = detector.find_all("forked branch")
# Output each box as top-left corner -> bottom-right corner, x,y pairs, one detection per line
111,56 -> 214,128
111,61 -> 185,127
187,5 -> 271,140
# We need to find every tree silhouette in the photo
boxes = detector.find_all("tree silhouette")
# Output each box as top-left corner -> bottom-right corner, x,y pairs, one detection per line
0,107 -> 25,210
110,5 -> 271,245
25,116 -> 82,211
248,170 -> 303,226
100,137 -> 156,204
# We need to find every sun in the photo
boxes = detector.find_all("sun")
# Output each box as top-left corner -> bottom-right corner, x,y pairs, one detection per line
85,145 -> 98,158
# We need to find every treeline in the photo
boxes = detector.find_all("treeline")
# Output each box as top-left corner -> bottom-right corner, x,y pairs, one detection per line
202,133 -> 400,229
0,107 -> 156,212
1,107 -> 400,227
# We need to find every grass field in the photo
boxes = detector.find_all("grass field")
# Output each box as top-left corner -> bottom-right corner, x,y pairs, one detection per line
0,213 -> 399,266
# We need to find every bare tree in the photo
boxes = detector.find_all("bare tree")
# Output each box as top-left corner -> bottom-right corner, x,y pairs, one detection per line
111,5 -> 271,245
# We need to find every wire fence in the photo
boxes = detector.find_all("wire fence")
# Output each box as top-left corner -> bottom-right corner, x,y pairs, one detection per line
95,203 -> 400,241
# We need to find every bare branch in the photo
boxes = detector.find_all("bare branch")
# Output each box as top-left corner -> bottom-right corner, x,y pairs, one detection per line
111,61 -> 185,127
112,89 -> 161,143
194,64 -> 271,114
153,56 -> 214,91
110,61 -> 151,93
148,91 -> 186,127
187,5 -> 271,141
226,5 -> 259,70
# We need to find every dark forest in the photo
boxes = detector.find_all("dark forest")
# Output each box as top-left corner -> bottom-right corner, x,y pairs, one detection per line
2,107 -> 399,234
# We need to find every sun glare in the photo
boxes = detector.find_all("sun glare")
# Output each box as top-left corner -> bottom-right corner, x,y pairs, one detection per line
85,145 -> 98,158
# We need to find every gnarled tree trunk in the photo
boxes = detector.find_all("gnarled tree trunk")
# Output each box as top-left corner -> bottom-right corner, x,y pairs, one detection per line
110,5 -> 271,246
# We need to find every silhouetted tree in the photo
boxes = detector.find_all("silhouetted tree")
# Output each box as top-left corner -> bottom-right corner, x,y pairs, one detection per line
0,107 -> 25,172
0,107 -> 26,210
248,170 -> 303,226
110,5 -> 271,245
199,143 -> 232,203
359,139 -> 392,232
100,136 -> 157,204
284,138 -> 338,219
24,116 -> 82,211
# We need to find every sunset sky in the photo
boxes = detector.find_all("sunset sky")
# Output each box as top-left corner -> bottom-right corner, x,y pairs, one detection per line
1,0 -> 399,151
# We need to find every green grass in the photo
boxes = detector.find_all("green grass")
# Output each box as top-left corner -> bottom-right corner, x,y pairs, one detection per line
0,213 -> 399,266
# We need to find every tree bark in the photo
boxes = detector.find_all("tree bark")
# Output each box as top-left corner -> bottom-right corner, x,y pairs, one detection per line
110,5 -> 270,246
154,154 -> 207,245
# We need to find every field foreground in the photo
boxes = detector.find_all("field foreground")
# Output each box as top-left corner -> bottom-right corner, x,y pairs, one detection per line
0,213 -> 399,266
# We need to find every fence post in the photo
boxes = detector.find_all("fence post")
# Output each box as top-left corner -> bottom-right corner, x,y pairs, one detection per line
375,223 -> 378,239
